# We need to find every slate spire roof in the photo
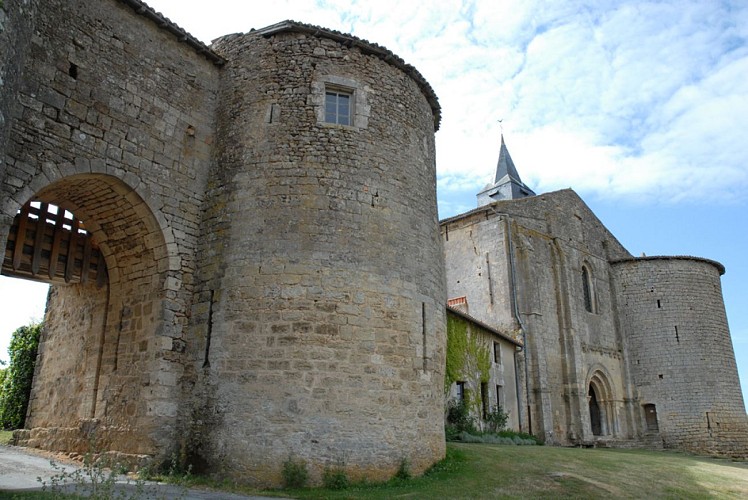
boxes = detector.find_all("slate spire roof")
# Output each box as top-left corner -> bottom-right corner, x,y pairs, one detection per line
477,134 -> 536,206
494,134 -> 522,184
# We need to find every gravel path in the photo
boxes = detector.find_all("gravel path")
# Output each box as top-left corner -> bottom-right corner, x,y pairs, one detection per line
0,444 -> 288,499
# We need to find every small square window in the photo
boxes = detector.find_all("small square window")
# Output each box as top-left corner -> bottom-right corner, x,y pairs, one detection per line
325,89 -> 352,125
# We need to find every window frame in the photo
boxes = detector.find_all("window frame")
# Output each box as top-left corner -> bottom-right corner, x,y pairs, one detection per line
456,381 -> 466,402
312,75 -> 369,129
496,384 -> 504,408
324,87 -> 353,126
582,263 -> 595,313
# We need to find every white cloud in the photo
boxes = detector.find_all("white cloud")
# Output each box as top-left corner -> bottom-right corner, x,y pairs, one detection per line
142,0 -> 748,205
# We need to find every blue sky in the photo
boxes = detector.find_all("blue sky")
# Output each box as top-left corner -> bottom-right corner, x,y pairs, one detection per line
2,0 -> 747,405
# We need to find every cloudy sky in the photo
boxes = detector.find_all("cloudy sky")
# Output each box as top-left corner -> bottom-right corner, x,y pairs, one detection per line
2,0 -> 747,402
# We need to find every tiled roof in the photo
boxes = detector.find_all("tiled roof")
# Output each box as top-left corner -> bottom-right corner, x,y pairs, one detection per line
117,0 -> 224,65
447,305 -> 523,347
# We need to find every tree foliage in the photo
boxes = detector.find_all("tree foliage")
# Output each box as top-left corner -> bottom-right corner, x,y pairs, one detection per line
0,321 -> 42,429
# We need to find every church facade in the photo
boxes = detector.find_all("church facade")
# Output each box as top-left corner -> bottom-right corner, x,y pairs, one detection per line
441,138 -> 748,455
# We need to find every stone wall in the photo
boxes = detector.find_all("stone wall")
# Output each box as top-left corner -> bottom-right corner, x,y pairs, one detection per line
614,257 -> 748,456
186,27 -> 446,485
2,0 -> 220,459
20,282 -> 108,452
442,190 -> 638,444
0,0 -> 40,247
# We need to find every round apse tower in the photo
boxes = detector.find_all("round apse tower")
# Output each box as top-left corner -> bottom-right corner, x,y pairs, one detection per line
613,256 -> 748,456
196,22 -> 447,485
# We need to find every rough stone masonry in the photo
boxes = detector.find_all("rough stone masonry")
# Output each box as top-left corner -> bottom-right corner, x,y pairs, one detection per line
1,0 -> 445,486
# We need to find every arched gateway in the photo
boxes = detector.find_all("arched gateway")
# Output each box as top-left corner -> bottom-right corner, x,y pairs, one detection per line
1,0 -> 446,486
3,174 -> 185,458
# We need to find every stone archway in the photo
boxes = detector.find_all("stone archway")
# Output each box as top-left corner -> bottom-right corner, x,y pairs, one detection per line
587,369 -> 615,438
3,174 -> 183,460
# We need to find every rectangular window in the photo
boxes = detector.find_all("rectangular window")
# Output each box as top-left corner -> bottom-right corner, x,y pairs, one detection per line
481,382 -> 489,419
496,384 -> 504,408
494,342 -> 502,365
456,381 -> 466,402
325,89 -> 352,125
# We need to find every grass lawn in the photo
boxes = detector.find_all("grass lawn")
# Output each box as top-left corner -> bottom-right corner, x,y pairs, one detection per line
1,442 -> 746,499
267,443 -> 748,499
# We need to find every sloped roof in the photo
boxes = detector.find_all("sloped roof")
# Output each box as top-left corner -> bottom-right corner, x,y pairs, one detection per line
610,255 -> 725,275
118,0 -> 225,65
447,305 -> 523,347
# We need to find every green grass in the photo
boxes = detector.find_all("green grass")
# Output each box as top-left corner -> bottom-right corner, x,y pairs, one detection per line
267,443 -> 748,499
1,443 -> 747,499
0,430 -> 13,445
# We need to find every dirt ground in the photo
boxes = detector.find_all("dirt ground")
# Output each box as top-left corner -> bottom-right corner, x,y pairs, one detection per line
0,444 -> 283,499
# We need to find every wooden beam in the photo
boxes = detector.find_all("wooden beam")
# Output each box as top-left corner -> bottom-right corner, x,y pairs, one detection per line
48,209 -> 64,280
65,218 -> 79,284
31,203 -> 48,276
12,203 -> 30,270
81,235 -> 92,284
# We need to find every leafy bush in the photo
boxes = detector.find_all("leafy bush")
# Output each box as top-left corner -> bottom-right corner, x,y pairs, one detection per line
445,398 -> 476,438
484,405 -> 509,433
0,322 -> 42,429
322,464 -> 349,490
282,456 -> 309,489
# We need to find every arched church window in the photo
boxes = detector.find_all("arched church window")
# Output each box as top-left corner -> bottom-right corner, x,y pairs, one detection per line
582,264 -> 594,313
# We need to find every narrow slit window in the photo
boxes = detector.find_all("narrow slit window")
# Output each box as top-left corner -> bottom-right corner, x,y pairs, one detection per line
325,89 -> 352,125
582,265 -> 594,313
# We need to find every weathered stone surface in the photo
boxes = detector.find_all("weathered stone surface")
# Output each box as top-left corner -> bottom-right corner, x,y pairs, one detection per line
442,188 -> 748,456
613,257 -> 748,455
1,0 -> 445,487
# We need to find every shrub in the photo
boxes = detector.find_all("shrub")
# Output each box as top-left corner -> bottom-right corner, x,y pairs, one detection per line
445,398 -> 476,438
0,322 -> 42,429
484,405 -> 509,433
456,431 -> 537,445
394,457 -> 411,480
322,464 -> 349,490
282,456 -> 309,489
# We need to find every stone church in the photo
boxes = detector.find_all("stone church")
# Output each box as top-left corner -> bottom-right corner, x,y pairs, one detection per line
0,0 -> 745,488
442,136 -> 748,455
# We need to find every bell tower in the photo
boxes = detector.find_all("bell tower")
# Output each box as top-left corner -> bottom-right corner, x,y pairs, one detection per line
477,135 -> 535,206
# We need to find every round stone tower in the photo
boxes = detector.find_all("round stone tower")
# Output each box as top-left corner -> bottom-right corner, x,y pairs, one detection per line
189,22 -> 446,485
613,256 -> 748,456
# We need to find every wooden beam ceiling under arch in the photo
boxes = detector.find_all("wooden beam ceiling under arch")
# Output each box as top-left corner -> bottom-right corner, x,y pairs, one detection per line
2,201 -> 108,287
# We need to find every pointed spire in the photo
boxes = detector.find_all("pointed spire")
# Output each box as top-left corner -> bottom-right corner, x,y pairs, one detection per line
477,134 -> 536,207
494,134 -> 523,185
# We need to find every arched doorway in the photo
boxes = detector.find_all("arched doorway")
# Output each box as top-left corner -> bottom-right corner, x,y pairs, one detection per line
587,369 -> 615,438
589,385 -> 602,436
2,174 -> 182,460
